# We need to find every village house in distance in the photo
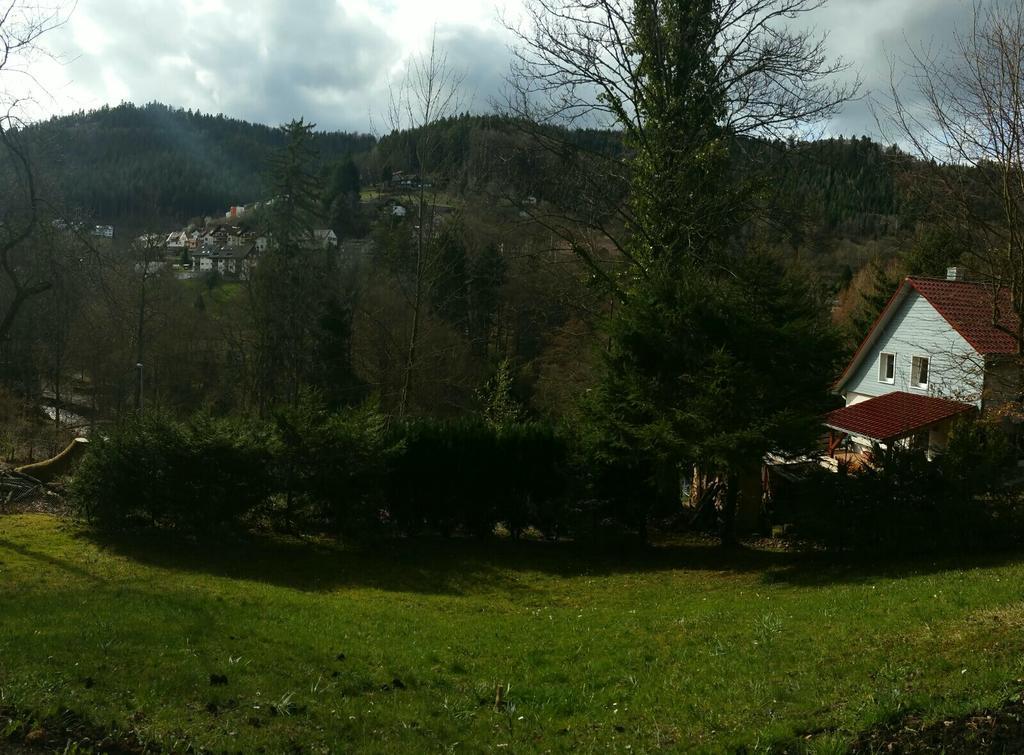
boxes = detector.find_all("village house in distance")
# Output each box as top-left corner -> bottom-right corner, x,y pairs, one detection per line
148,201 -> 338,281
826,267 -> 1018,460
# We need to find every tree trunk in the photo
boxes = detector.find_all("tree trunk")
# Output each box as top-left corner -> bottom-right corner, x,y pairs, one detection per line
719,476 -> 739,547
134,267 -> 148,413
398,181 -> 428,417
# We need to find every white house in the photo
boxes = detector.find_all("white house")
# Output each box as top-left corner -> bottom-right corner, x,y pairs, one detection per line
826,267 -> 1017,458
196,244 -> 259,280
313,229 -> 338,248
166,230 -> 188,250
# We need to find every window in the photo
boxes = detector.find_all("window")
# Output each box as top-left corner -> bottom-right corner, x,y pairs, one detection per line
878,352 -> 895,384
911,356 -> 930,389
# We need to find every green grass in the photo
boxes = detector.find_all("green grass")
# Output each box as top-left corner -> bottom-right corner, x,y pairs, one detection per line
181,279 -> 244,306
3,515 -> 1024,752
361,186 -> 465,210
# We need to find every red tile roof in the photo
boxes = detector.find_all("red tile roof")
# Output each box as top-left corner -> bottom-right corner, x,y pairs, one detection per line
825,391 -> 974,442
907,277 -> 1019,354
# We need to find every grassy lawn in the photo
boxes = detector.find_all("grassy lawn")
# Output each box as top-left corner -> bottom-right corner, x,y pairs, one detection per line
181,279 -> 244,307
361,186 -> 465,210
3,514 -> 1024,752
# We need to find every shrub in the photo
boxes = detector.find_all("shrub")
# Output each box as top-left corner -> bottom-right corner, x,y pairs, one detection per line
71,412 -> 272,533
386,418 -> 498,537
777,418 -> 1023,553
386,418 -> 569,538
495,421 -> 567,538
271,397 -> 398,535
176,414 -> 274,532
72,405 -> 577,541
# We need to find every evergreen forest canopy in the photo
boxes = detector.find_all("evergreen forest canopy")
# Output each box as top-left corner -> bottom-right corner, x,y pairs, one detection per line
24,102 -> 907,263
24,102 -> 375,225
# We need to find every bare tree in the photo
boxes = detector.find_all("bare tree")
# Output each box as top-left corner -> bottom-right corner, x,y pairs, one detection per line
0,1 -> 72,343
36,226 -> 82,427
129,234 -> 167,413
500,1 -> 857,537
502,0 -> 858,286
880,1 -> 1024,405
509,0 -> 852,134
385,31 -> 467,417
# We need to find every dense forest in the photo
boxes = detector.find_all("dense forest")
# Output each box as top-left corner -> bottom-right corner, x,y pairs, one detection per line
23,103 -> 910,275
375,116 -> 905,238
24,103 -> 375,225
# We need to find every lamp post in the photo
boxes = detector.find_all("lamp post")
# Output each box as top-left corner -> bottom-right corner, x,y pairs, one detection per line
136,362 -> 144,414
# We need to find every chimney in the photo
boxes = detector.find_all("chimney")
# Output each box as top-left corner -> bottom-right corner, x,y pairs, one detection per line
946,266 -> 967,282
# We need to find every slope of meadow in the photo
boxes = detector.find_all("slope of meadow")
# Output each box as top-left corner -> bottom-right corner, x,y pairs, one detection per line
2,514 -> 1022,752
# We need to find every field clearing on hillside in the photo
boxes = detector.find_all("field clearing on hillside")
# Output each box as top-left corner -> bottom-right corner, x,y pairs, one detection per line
2,515 -> 1024,752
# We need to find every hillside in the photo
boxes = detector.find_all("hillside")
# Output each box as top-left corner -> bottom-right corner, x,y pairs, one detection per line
23,102 -> 376,225
4,513 -> 1024,752
373,115 -> 909,250
21,103 -> 913,275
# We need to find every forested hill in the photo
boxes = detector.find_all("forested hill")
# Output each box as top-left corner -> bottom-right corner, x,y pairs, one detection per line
24,102 -> 375,223
23,102 -> 908,256
374,115 -> 906,248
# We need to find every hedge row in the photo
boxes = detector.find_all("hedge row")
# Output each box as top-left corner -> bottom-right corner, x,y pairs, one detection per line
72,408 -> 1021,551
70,404 -> 582,539
772,420 -> 1024,553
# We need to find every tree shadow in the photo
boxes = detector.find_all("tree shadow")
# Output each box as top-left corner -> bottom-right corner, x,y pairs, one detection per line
80,528 -> 547,596
761,546 -> 1024,588
0,536 -> 103,583
75,526 -> 1024,597
79,527 -> 801,596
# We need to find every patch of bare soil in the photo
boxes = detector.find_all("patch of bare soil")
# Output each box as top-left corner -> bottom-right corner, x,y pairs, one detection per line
851,697 -> 1024,753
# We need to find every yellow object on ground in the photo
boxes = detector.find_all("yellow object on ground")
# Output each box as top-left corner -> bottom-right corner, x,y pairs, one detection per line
15,437 -> 89,482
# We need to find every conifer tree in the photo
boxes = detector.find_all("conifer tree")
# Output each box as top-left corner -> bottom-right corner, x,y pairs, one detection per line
250,120 -> 350,411
512,0 -> 851,540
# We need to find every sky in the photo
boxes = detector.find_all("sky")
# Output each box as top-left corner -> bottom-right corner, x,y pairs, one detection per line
15,0 -> 981,139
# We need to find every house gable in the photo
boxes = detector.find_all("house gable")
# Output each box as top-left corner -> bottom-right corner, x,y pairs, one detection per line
841,287 -> 984,406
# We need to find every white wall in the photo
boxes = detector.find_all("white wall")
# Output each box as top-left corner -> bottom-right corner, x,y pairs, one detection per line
843,289 -> 983,406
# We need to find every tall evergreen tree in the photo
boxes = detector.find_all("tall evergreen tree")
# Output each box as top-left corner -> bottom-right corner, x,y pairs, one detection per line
526,0 -> 850,540
267,119 -> 322,254
323,155 -> 364,239
250,120 -> 339,411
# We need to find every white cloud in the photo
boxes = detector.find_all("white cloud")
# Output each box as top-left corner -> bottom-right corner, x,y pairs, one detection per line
10,0 -> 984,138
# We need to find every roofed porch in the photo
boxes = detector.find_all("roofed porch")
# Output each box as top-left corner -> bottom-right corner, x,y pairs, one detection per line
824,391 -> 975,461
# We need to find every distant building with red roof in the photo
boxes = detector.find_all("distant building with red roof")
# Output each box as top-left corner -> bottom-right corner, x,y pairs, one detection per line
829,267 -> 1018,458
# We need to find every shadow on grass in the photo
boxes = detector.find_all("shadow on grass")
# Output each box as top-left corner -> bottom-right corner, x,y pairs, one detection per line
761,547 -> 1024,589
75,525 -> 1024,597
0,536 -> 103,583
81,528 -> 551,596
79,527 -> 793,596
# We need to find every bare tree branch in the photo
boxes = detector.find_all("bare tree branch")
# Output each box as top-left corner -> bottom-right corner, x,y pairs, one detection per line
384,30 -> 469,417
499,0 -> 858,286
878,1 -> 1024,407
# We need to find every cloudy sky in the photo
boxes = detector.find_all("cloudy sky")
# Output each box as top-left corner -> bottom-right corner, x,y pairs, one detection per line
19,0 -> 977,139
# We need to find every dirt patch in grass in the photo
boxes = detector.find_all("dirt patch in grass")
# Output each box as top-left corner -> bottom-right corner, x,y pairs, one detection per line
851,696 -> 1024,753
1,705 -> 148,753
